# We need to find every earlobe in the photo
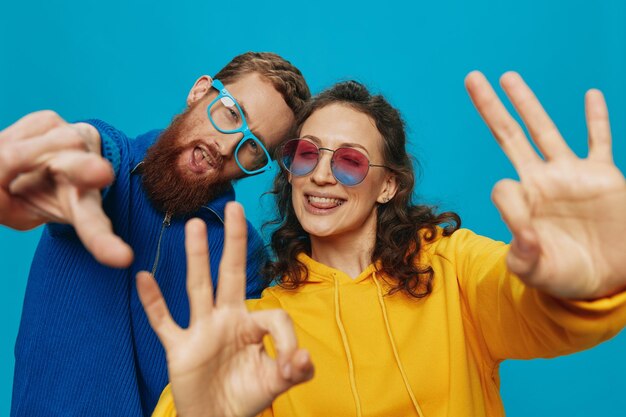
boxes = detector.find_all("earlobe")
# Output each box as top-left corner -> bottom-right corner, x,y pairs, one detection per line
187,75 -> 213,106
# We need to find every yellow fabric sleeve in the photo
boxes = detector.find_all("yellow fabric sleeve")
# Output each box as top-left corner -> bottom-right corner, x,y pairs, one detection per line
447,228 -> 626,362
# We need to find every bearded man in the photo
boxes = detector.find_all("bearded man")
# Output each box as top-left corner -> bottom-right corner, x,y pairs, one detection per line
0,52 -> 310,417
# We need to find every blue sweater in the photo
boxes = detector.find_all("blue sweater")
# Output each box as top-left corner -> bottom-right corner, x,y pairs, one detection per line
11,121 -> 268,417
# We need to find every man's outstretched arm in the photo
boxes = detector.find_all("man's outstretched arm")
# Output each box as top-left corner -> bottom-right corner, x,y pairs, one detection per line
0,111 -> 133,267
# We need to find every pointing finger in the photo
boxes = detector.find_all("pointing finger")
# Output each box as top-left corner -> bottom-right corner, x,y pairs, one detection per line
585,89 -> 613,163
499,72 -> 575,161
48,151 -> 114,189
216,202 -> 248,308
185,218 -> 215,325
0,110 -> 65,142
465,71 -> 541,173
250,309 -> 299,375
137,271 -> 182,350
0,127 -> 88,186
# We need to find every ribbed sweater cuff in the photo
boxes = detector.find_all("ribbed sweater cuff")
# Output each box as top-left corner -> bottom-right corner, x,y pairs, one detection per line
100,132 -> 121,199
101,131 -> 121,178
81,120 -> 121,199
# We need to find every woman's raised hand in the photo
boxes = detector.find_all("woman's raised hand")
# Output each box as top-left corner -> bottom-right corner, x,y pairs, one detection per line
466,71 -> 626,299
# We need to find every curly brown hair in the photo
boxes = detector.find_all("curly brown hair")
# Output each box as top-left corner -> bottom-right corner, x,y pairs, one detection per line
263,81 -> 461,298
214,52 -> 310,141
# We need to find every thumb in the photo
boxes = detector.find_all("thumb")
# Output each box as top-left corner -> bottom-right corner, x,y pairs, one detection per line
491,179 -> 541,279
281,349 -> 314,387
507,228 -> 540,279
68,187 -> 134,268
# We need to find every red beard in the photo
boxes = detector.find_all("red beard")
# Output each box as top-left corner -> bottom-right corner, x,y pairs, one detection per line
142,110 -> 230,217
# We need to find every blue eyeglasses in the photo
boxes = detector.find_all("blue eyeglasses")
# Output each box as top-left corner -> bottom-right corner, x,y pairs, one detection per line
207,79 -> 272,175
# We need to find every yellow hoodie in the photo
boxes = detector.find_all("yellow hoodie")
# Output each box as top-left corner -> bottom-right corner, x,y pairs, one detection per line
152,229 -> 626,417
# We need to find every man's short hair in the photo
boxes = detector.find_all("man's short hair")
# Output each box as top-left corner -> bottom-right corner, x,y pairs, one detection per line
214,52 -> 311,130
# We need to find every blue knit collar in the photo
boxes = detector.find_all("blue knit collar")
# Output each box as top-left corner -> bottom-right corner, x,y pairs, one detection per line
201,185 -> 235,224
132,160 -> 236,224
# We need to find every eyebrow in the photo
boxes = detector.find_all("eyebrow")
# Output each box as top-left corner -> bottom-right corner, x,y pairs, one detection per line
236,99 -> 268,146
301,134 -> 371,155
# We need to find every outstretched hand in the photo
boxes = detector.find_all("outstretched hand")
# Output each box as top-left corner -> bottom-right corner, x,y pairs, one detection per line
0,111 -> 133,267
137,202 -> 314,417
466,71 -> 626,300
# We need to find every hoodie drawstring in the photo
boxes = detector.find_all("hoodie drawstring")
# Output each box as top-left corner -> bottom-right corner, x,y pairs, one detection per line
333,275 -> 363,417
373,273 -> 425,417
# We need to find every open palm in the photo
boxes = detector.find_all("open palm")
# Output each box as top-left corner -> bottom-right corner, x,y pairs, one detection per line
466,72 -> 626,299
137,203 -> 313,417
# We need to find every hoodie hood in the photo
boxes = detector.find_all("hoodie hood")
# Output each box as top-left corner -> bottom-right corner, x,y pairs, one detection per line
296,252 -> 381,285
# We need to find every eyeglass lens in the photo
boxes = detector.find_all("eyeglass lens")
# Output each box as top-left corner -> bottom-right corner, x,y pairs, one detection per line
209,97 -> 268,172
280,139 -> 371,186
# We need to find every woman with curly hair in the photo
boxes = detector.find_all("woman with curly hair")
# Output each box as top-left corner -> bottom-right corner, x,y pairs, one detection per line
144,72 -> 626,417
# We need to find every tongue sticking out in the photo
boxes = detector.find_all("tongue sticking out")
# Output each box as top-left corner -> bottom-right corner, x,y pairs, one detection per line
193,147 -> 205,165
188,146 -> 210,173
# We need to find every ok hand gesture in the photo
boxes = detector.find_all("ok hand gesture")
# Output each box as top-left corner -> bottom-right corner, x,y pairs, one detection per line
138,202 -> 314,417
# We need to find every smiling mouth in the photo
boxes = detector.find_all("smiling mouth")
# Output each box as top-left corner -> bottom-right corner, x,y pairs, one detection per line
306,194 -> 346,209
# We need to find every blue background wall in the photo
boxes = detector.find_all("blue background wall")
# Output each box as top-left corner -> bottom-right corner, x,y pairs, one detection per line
1,0 -> 624,415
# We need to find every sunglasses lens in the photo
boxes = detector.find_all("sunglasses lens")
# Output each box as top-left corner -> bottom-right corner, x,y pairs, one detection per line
332,148 -> 369,186
281,140 -> 319,176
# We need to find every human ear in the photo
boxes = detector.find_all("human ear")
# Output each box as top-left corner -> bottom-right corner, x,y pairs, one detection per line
187,75 -> 213,106
377,174 -> 398,204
